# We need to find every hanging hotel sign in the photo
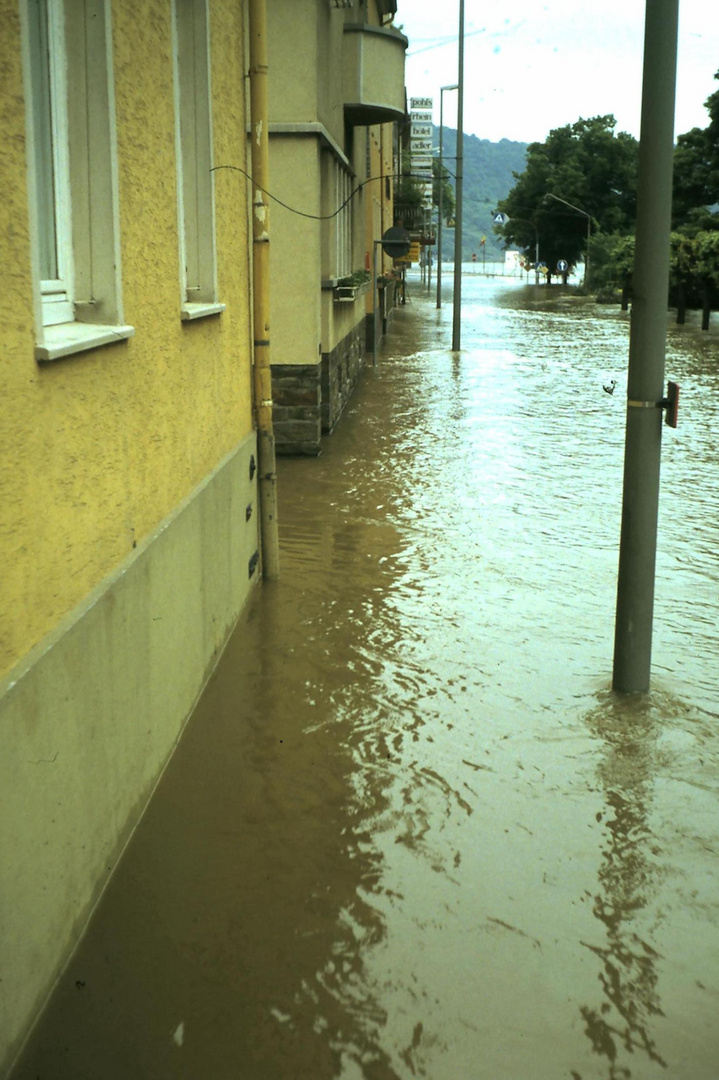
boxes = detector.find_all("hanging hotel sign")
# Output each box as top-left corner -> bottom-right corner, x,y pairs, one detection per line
410,97 -> 433,110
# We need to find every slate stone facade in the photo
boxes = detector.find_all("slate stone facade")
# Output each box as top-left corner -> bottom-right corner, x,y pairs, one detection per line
272,287 -> 398,455
271,364 -> 322,456
321,322 -> 365,435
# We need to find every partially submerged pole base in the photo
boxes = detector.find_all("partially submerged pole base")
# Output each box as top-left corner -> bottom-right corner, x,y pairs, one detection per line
256,427 -> 280,580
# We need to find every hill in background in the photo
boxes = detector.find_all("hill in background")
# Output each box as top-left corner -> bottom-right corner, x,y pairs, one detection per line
434,128 -> 528,261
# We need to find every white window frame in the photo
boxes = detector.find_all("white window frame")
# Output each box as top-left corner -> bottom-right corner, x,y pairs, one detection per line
21,0 -> 133,361
27,0 -> 74,326
336,167 -> 352,279
172,0 -> 224,321
321,153 -> 354,281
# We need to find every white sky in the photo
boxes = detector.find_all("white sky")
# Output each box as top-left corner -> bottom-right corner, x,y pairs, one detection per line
397,0 -> 718,143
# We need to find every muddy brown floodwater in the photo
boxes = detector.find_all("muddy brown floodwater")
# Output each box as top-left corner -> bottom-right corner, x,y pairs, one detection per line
13,277 -> 719,1080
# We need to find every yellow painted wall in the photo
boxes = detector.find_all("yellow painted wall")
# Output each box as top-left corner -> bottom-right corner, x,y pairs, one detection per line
267,0 -> 317,123
364,121 -> 397,315
315,3 -> 346,147
0,0 -> 253,681
0,1 -> 257,1068
269,137 -> 322,365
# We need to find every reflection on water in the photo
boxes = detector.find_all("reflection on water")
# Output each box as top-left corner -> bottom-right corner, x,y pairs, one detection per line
579,694 -> 666,1078
13,277 -> 719,1080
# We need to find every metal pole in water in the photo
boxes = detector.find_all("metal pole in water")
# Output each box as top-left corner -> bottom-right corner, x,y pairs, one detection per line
451,0 -> 465,351
372,240 -> 378,367
613,0 -> 679,692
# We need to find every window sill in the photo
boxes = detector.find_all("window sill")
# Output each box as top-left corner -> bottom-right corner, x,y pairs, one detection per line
36,323 -> 135,362
181,302 -> 226,321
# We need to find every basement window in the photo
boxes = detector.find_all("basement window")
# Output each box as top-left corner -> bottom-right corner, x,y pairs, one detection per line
172,0 -> 225,321
22,0 -> 134,361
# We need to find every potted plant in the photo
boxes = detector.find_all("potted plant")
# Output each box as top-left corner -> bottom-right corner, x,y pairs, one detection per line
334,269 -> 371,302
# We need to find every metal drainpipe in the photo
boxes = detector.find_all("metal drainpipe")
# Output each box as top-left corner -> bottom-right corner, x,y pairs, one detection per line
248,0 -> 280,579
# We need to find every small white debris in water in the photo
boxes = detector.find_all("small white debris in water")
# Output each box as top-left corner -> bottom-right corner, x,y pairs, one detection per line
172,1022 -> 185,1047
270,1006 -> 292,1024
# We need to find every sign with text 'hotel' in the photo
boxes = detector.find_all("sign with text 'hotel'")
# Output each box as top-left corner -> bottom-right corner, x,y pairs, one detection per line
410,96 -> 434,210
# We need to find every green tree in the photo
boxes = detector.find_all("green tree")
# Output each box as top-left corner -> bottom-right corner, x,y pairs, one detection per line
495,115 -> 638,283
673,70 -> 719,230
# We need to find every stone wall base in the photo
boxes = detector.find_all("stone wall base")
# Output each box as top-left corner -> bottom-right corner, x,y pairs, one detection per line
271,310 -> 392,454
271,364 -> 322,456
321,321 -> 365,434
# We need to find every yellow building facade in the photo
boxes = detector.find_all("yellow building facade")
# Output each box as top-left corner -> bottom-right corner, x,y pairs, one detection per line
1,0 -> 259,1069
265,0 -> 407,454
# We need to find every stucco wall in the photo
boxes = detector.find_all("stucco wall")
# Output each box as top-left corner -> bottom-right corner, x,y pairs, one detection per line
1,0 -> 253,680
269,136 -> 322,366
0,0 -> 257,1069
267,0 -> 317,123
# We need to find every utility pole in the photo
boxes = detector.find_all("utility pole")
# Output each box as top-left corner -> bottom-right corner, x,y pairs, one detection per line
613,0 -> 679,692
249,0 -> 280,579
451,0 -> 465,351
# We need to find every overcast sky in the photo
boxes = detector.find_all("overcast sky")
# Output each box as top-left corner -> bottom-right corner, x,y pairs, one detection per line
397,0 -> 718,144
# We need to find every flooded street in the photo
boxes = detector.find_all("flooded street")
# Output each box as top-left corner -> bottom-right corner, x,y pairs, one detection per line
14,278 -> 719,1080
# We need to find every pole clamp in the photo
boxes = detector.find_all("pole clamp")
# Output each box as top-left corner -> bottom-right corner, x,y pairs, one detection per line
627,381 -> 679,428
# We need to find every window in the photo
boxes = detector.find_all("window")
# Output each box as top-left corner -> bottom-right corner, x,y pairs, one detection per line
172,0 -> 224,320
27,0 -> 73,326
22,0 -> 133,360
321,153 -> 354,281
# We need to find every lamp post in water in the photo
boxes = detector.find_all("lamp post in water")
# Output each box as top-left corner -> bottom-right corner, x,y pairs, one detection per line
436,83 -> 458,309
451,0 -> 465,351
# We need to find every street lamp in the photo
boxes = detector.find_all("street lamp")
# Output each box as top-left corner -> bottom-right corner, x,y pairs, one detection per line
451,0 -> 465,351
436,83 -> 458,309
544,192 -> 592,285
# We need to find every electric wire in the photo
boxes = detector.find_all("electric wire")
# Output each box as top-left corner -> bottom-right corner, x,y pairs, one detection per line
211,164 -> 443,221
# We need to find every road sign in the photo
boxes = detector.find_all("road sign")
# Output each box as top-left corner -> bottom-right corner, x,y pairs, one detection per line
493,212 -> 508,225
557,259 -> 568,272
381,226 -> 411,259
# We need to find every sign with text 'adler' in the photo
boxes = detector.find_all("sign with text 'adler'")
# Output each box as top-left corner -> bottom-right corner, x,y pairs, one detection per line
411,139 -> 432,153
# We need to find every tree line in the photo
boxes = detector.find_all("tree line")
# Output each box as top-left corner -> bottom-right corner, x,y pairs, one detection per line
494,70 -> 719,323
